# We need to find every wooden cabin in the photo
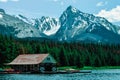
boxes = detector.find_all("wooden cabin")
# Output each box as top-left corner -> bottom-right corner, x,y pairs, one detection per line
7,54 -> 57,73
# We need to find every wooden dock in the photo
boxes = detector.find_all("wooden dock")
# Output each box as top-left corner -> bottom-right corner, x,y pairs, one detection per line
0,70 -> 92,74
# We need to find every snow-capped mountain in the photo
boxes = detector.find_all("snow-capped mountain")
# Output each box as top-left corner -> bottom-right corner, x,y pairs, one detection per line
0,6 -> 120,43
15,14 -> 60,36
33,16 -> 60,36
0,9 -> 60,38
0,9 -> 41,38
15,14 -> 35,25
55,6 -> 120,43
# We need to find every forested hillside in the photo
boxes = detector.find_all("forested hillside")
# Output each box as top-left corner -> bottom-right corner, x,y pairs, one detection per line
0,34 -> 120,68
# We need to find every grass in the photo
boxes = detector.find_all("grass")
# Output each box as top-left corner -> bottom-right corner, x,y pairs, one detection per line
0,66 -> 11,70
90,66 -> 120,70
58,66 -> 120,70
58,66 -> 77,70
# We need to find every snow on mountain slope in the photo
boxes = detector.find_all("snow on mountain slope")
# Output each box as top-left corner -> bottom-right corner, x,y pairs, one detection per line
55,6 -> 120,43
16,14 -> 61,36
0,14 -> 3,19
0,7 -> 120,43
0,10 -> 41,38
15,14 -> 35,26
0,9 -> 4,19
0,8 -> 60,38
34,16 -> 60,36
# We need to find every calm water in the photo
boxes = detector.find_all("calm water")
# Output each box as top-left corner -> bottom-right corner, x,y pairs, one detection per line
0,69 -> 120,80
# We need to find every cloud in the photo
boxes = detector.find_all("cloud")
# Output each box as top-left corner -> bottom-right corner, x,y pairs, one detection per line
72,0 -> 77,3
60,1 -> 64,5
51,0 -> 64,6
0,0 -> 19,2
53,0 -> 58,2
96,1 -> 108,7
51,0 -> 77,6
51,0 -> 59,2
0,0 -> 7,2
10,0 -> 19,2
96,6 -> 120,22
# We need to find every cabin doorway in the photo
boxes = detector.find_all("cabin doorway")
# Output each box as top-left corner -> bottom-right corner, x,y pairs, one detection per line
45,63 -> 53,71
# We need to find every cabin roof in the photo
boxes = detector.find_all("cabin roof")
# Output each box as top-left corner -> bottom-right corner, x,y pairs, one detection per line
8,54 -> 49,65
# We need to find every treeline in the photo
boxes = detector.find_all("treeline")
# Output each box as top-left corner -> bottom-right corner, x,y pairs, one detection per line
0,34 -> 120,68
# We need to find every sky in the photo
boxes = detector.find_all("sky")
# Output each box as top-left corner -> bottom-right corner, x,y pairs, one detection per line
0,0 -> 120,25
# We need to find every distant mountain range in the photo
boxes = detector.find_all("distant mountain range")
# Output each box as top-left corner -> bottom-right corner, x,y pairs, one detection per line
0,6 -> 120,44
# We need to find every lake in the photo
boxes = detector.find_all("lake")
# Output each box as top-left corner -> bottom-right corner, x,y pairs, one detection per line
0,69 -> 120,80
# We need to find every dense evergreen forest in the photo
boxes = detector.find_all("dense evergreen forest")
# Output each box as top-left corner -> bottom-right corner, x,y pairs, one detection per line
0,34 -> 120,68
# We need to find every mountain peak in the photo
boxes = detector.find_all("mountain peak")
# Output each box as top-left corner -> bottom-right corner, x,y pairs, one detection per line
66,5 -> 78,13
0,9 -> 5,14
0,7 -> 120,43
67,5 -> 73,9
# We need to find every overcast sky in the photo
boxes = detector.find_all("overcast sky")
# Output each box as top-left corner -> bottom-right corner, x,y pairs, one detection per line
0,0 -> 120,24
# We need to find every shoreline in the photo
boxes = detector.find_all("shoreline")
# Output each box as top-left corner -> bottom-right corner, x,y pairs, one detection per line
0,66 -> 120,74
58,66 -> 120,70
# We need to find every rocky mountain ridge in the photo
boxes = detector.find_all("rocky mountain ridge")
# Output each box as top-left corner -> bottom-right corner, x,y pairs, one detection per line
0,6 -> 120,43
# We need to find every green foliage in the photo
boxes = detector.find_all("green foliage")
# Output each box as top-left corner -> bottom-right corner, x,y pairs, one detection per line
0,34 -> 120,68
